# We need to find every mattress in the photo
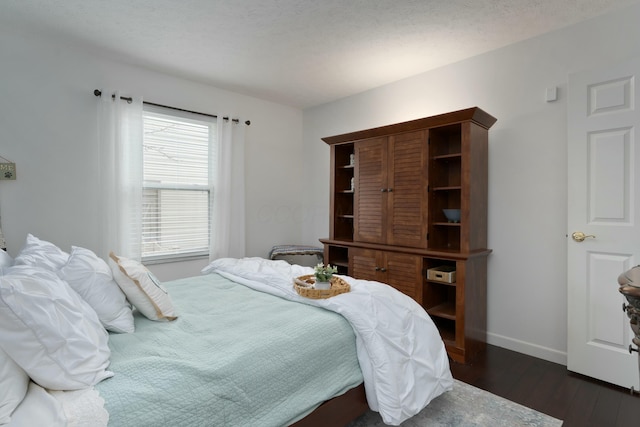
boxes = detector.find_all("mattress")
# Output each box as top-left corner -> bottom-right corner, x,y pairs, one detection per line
95,273 -> 363,427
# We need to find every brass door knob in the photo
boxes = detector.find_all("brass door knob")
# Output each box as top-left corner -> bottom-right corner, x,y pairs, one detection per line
572,231 -> 596,242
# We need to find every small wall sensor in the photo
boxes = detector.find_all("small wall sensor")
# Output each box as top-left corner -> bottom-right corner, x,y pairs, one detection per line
545,87 -> 558,102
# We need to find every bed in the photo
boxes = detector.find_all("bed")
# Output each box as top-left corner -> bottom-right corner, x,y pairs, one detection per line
0,235 -> 453,426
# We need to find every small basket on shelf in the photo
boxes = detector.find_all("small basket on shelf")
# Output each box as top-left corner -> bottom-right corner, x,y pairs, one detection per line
293,274 -> 350,299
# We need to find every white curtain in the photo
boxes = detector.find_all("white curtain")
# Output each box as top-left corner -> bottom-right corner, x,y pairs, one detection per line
97,90 -> 143,260
210,117 -> 246,261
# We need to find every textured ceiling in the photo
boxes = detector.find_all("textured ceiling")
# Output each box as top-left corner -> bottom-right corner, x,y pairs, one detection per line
2,0 -> 638,108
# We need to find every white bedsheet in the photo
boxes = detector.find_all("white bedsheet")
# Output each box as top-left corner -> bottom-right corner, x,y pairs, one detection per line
202,257 -> 454,426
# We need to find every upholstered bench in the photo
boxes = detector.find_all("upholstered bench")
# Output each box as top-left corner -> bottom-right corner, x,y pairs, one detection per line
268,245 -> 324,263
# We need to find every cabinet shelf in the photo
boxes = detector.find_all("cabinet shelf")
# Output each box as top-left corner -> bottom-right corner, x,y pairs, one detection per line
430,317 -> 456,344
432,186 -> 461,192
440,330 -> 456,345
433,222 -> 461,227
427,302 -> 456,320
324,245 -> 350,275
426,279 -> 456,286
338,214 -> 354,219
433,153 -> 462,160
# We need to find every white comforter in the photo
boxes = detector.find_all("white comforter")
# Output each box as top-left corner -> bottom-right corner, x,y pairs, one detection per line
202,257 -> 453,426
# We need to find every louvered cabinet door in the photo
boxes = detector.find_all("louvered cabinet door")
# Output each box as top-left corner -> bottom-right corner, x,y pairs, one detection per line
350,248 -> 423,304
350,247 -> 381,282
386,131 -> 429,248
385,252 -> 423,303
354,137 -> 387,243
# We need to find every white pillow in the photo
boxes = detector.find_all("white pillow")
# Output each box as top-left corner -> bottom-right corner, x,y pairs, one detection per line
6,382 -> 66,427
0,347 -> 30,425
58,246 -> 135,334
108,252 -> 177,321
0,266 -> 113,390
13,234 -> 69,271
0,250 -> 12,268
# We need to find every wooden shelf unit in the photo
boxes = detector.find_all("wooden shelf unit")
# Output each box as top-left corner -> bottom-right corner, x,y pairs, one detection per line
321,107 -> 496,363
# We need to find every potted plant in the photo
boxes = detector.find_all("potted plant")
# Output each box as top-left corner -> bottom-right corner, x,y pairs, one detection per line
314,263 -> 338,290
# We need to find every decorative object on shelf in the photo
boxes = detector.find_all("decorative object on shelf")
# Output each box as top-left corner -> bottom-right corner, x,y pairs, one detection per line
442,209 -> 461,223
0,155 -> 16,180
293,274 -> 350,299
349,153 -> 355,165
350,177 -> 355,191
427,266 -> 457,283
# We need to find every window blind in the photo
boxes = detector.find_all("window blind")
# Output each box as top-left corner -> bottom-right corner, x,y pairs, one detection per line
142,109 -> 215,261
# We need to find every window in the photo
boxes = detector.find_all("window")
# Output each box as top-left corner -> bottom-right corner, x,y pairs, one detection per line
142,106 -> 217,262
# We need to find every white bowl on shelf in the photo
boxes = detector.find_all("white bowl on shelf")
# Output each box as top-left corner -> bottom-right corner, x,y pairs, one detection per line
442,209 -> 461,223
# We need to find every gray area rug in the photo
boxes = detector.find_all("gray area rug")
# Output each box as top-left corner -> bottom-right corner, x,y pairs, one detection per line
348,379 -> 563,427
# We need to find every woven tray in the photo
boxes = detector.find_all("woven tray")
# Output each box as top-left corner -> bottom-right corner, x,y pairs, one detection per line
293,274 -> 350,299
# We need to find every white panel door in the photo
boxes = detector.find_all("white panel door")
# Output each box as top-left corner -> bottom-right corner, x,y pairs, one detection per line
567,57 -> 640,390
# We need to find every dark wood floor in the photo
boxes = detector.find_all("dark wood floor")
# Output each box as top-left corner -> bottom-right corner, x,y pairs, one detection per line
449,344 -> 640,426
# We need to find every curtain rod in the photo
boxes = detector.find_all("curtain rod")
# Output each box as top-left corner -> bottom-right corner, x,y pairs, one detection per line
93,90 -> 250,126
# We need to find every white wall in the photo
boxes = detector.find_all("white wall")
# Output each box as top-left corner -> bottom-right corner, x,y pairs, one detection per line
301,3 -> 640,364
0,23 -> 305,281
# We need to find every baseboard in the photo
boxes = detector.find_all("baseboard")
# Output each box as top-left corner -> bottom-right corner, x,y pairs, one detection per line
487,332 -> 568,366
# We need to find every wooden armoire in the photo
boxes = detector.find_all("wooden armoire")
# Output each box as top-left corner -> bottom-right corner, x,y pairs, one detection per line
320,107 -> 496,363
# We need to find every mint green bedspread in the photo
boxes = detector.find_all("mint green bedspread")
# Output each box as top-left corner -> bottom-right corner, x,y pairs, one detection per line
95,273 -> 363,427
